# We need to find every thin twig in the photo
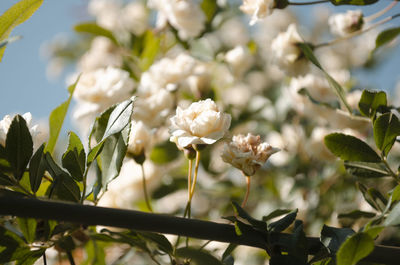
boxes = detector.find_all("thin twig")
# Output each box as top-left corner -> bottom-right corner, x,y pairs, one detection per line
365,1 -> 398,23
141,164 -> 153,212
241,175 -> 251,208
288,0 -> 329,5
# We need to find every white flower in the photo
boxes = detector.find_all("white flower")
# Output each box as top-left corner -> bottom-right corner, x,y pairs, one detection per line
78,37 -> 122,72
221,133 -> 279,176
74,66 -> 134,109
134,88 -> 175,128
127,121 -> 152,156
169,99 -> 231,148
121,2 -> 149,36
240,0 -> 276,25
271,23 -> 308,76
148,0 -> 206,40
88,0 -> 122,32
225,45 -> 253,77
329,10 -> 363,37
0,113 -> 47,148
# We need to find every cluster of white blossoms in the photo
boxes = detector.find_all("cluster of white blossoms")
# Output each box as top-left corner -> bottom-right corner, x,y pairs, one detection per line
329,10 -> 364,37
0,113 -> 47,148
221,133 -> 279,176
169,99 -> 232,149
127,121 -> 152,157
148,0 -> 206,40
271,23 -> 309,76
240,0 -> 276,25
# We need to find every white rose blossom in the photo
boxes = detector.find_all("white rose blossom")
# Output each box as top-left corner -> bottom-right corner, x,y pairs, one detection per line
169,99 -> 231,148
329,10 -> 364,37
0,113 -> 47,148
240,0 -> 276,25
221,133 -> 279,176
127,121 -> 152,157
225,45 -> 253,77
271,23 -> 309,76
148,0 -> 206,40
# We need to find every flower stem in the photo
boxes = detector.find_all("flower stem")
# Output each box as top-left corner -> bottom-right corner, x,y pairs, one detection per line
43,252 -> 47,265
365,1 -> 397,23
288,0 -> 329,5
241,175 -> 251,208
188,159 -> 193,201
141,164 -> 153,212
189,151 -> 201,201
66,251 -> 76,265
80,170 -> 88,204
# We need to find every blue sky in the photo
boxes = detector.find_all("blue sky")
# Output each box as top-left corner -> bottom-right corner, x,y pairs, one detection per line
0,0 -> 399,131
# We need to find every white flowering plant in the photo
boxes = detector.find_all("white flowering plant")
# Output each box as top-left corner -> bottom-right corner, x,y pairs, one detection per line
1,0 -> 400,264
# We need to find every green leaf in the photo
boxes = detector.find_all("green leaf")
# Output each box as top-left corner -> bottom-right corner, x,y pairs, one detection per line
324,133 -> 381,162
263,209 -> 293,222
5,115 -> 33,181
222,243 -> 237,262
139,31 -> 161,71
338,210 -> 376,220
0,226 -> 30,263
329,0 -> 378,5
46,77 -> 78,154
87,142 -> 105,167
15,248 -> 45,265
373,112 -> 400,156
74,22 -> 118,45
358,90 -> 387,118
201,0 -> 218,22
29,143 -> 46,193
298,43 -> 351,113
101,99 -> 134,142
344,161 -> 388,178
298,88 -> 340,109
0,173 -> 13,186
363,226 -> 384,239
321,225 -> 355,255
231,201 -> 267,231
62,132 -> 86,182
176,247 -> 223,265
138,232 -> 173,255
99,125 -> 130,189
268,209 -> 298,233
390,184 -> 400,203
374,27 -> 400,52
336,232 -> 374,265
150,141 -> 180,164
384,202 -> 400,226
17,218 -> 36,243
45,153 -> 81,202
0,0 -> 43,61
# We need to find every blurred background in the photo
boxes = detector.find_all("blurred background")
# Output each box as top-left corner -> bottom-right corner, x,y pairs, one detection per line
0,0 -> 399,129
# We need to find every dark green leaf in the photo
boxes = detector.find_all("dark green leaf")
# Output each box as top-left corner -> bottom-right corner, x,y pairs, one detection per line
338,210 -> 376,220
29,143 -> 46,193
390,184 -> 400,203
5,115 -> 33,181
329,0 -> 378,5
15,248 -> 45,265
222,243 -> 237,262
344,161 -> 388,178
231,201 -> 267,231
374,27 -> 400,52
268,209 -> 298,232
46,77 -> 78,154
74,22 -> 118,45
373,112 -> 400,156
99,125 -> 130,189
0,173 -> 13,186
152,178 -> 187,199
138,232 -> 173,255
176,247 -> 223,265
336,232 -> 374,265
0,0 -> 43,61
324,133 -> 381,162
320,225 -> 355,254
358,89 -> 387,118
62,132 -> 86,181
87,142 -> 105,167
150,141 -> 180,164
56,235 -> 75,252
45,153 -> 81,202
0,225 -> 29,263
101,99 -> 134,142
263,209 -> 292,222
17,218 -> 36,243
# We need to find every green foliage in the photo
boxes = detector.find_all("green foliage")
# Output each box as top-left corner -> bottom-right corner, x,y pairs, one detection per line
373,27 -> 400,53
150,141 -> 180,164
384,202 -> 400,226
329,0 -> 378,5
373,112 -> 400,156
358,90 -> 387,118
344,161 -> 389,178
336,232 -> 374,265
5,115 -> 33,181
0,0 -> 43,61
176,247 -> 223,265
321,225 -> 355,254
17,217 -> 36,243
268,209 -> 298,233
324,133 -> 381,162
46,77 -> 78,154
62,132 -> 86,182
139,30 -> 162,71
29,143 -> 46,193
74,22 -> 118,45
